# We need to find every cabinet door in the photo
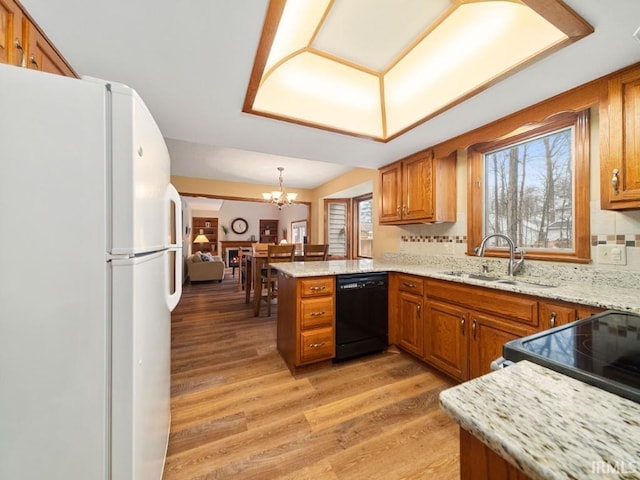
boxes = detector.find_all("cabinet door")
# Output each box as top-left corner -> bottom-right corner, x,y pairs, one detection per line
379,163 -> 402,223
0,0 -> 23,67
602,66 -> 640,209
460,429 -> 532,480
24,21 -> 74,77
468,312 -> 534,379
398,291 -> 424,356
539,301 -> 577,330
425,300 -> 469,381
403,153 -> 433,221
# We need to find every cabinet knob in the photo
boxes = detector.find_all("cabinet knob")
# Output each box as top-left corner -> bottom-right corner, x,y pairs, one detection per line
550,311 -> 557,328
416,303 -> 421,318
612,168 -> 619,194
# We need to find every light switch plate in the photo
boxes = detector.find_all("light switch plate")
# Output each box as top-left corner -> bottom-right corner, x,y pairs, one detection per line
597,244 -> 627,265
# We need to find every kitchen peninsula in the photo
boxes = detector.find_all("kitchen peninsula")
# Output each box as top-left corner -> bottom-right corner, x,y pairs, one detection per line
274,255 -> 640,480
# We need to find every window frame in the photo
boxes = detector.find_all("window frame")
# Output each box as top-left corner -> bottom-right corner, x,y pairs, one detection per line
353,193 -> 373,259
467,109 -> 590,263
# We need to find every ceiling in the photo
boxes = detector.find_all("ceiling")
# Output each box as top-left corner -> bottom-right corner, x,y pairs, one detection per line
19,0 -> 640,190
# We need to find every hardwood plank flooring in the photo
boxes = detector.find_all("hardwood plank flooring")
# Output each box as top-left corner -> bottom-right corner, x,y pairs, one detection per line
163,271 -> 460,479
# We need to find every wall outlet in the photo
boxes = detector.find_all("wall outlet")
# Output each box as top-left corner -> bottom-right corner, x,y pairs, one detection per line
597,244 -> 627,265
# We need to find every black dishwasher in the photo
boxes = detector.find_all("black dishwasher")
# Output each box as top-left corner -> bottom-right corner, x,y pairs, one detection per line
335,272 -> 388,362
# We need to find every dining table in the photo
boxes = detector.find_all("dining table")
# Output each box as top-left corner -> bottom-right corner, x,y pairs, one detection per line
244,250 -> 303,316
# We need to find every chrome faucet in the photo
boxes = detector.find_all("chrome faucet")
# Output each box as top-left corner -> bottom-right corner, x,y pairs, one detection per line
475,233 -> 525,277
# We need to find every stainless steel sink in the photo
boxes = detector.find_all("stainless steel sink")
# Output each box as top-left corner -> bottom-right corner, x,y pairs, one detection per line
438,271 -> 557,288
495,278 -> 558,288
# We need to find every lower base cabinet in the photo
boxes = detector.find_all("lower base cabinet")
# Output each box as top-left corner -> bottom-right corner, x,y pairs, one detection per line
277,274 -> 335,371
460,429 -> 532,480
424,300 -> 468,381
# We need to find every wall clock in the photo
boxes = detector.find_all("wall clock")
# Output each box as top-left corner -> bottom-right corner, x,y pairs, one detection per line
231,217 -> 248,234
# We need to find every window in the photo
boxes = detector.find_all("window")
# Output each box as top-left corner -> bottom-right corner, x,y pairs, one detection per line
354,194 -> 373,258
325,199 -> 349,258
467,110 -> 590,263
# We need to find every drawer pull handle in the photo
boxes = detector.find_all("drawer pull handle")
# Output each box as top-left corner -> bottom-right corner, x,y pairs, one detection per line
612,168 -> 619,194
402,282 -> 416,289
460,317 -> 465,335
550,312 -> 557,328
310,311 -> 325,317
310,285 -> 326,291
472,319 -> 477,339
416,304 -> 421,318
308,342 -> 325,348
29,54 -> 39,70
14,38 -> 26,67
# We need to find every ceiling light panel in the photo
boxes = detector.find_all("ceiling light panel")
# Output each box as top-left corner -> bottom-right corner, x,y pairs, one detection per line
312,0 -> 452,72
265,0 -> 330,73
244,0 -> 593,141
255,51 -> 382,137
384,2 -> 568,135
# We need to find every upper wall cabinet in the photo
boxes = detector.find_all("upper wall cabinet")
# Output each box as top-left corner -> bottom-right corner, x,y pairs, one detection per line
0,0 -> 23,66
0,0 -> 76,77
379,150 -> 456,224
600,63 -> 640,210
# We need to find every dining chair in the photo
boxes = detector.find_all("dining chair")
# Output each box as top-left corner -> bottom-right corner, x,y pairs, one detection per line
303,244 -> 329,261
260,244 -> 295,316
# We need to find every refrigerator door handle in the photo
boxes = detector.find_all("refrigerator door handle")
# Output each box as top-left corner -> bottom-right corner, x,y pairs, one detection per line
166,248 -> 182,312
166,184 -> 183,248
166,184 -> 183,312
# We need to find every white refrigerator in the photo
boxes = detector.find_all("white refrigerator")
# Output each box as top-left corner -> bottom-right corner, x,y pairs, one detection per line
0,64 -> 182,480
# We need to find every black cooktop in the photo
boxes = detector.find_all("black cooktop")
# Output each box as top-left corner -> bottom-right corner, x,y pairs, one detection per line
504,310 -> 640,403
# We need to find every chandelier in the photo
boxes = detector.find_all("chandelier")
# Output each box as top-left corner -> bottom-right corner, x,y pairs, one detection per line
262,167 -> 298,209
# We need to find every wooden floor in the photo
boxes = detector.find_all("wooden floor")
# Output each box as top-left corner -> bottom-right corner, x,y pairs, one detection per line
163,270 -> 460,480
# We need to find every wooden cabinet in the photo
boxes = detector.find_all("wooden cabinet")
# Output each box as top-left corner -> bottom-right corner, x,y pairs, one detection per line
277,274 -> 335,371
601,63 -> 640,209
425,300 -> 468,381
379,150 -> 456,224
392,274 -> 425,356
191,216 -> 218,253
468,312 -> 534,379
538,300 -> 604,330
460,429 -> 532,480
424,279 -> 537,380
0,0 -> 22,66
0,0 -> 75,76
259,219 -> 278,244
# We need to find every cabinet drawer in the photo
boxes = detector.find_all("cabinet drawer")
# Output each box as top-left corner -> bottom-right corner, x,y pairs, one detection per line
300,327 -> 334,363
397,274 -> 424,295
301,296 -> 334,329
426,279 -> 538,327
300,276 -> 334,297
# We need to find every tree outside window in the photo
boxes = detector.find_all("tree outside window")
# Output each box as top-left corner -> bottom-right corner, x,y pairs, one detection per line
484,127 -> 573,250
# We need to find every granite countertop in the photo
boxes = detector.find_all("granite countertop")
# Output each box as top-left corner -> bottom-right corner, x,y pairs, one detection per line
439,361 -> 640,480
273,257 -> 640,313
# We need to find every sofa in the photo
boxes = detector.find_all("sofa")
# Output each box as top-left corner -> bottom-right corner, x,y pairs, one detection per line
187,252 -> 225,282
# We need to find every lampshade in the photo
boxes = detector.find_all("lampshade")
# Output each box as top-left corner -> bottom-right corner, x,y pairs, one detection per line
194,229 -> 209,243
